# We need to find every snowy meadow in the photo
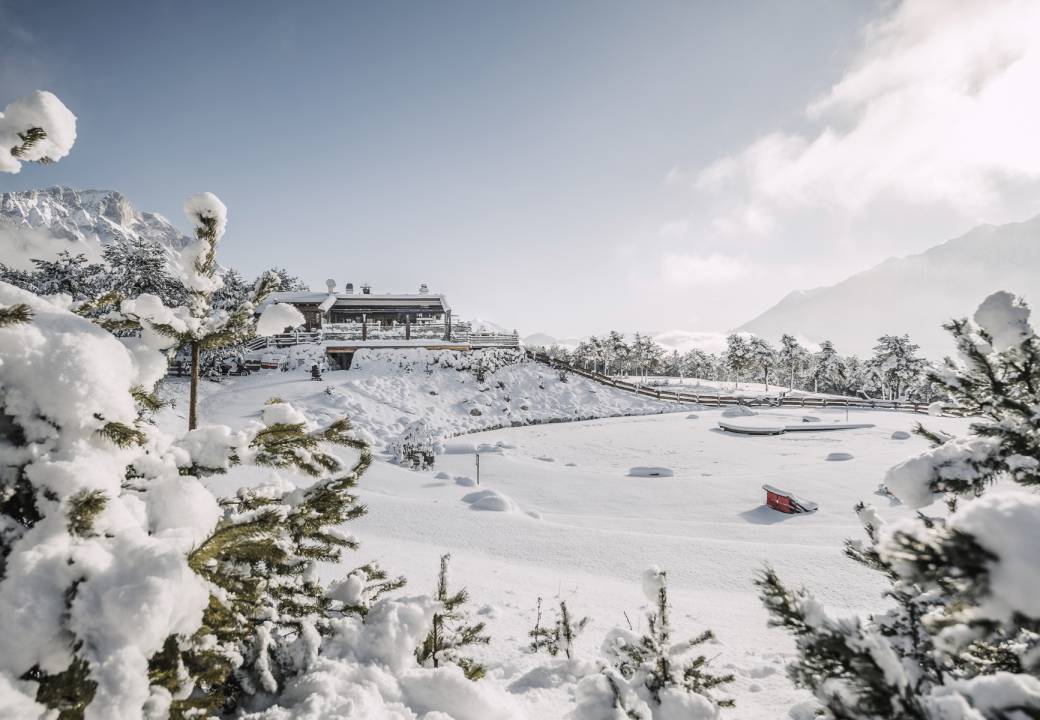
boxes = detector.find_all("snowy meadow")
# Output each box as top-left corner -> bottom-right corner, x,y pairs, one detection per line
5,8 -> 1040,716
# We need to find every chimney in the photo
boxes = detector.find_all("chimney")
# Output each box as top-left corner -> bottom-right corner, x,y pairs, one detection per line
419,283 -> 429,294
326,278 -> 337,293
361,283 -> 372,295
345,282 -> 354,294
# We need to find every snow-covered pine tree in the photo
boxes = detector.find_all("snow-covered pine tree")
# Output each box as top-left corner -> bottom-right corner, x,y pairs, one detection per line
868,333 -> 926,400
163,404 -> 405,714
114,193 -> 303,429
809,339 -> 844,394
0,284 -> 404,718
840,354 -> 870,398
724,333 -> 755,389
747,336 -> 777,391
529,597 -> 589,659
778,334 -> 809,390
755,290 -> 1040,719
21,251 -> 107,300
101,238 -> 186,307
416,554 -> 490,680
269,267 -> 310,292
0,283 -> 218,719
664,350 -> 683,378
605,330 -> 630,376
682,348 -> 715,381
575,568 -> 734,719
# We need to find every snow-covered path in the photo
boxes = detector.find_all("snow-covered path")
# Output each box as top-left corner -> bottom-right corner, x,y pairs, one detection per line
176,364 -> 971,718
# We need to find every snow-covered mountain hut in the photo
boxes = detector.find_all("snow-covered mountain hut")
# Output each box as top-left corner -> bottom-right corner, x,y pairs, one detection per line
266,279 -> 454,340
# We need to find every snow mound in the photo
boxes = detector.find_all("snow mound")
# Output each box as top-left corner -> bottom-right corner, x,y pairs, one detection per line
826,452 -> 854,462
686,413 -> 700,419
454,476 -> 477,487
891,431 -> 911,440
462,489 -> 518,512
721,406 -> 756,418
263,402 -> 307,426
434,471 -> 450,480
508,658 -> 599,692
628,466 -> 674,478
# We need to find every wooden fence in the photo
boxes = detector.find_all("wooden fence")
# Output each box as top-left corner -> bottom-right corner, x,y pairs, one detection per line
526,351 -> 964,416
242,328 -> 519,351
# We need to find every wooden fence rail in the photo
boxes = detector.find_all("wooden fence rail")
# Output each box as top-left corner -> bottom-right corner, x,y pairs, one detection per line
525,350 -> 963,416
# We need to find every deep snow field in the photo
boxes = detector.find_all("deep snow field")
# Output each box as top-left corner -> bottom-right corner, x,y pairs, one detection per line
158,353 -> 972,719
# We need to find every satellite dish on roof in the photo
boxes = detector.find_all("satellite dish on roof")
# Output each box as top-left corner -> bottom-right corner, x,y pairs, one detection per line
326,278 -> 336,293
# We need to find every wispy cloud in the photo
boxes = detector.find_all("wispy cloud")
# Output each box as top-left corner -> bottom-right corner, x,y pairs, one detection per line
660,253 -> 750,287
695,0 -> 1040,233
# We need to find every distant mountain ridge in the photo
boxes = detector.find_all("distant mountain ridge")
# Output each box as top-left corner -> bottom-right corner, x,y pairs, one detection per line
737,214 -> 1040,357
0,186 -> 190,268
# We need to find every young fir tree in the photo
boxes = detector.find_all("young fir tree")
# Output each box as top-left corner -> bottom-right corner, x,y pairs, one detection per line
755,291 -> 1040,719
577,568 -> 734,718
164,407 -> 405,714
529,597 -> 589,659
91,193 -> 302,430
415,554 -> 490,680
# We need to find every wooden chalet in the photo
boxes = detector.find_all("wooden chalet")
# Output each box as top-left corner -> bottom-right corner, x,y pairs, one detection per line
267,280 -> 453,341
259,280 -> 518,370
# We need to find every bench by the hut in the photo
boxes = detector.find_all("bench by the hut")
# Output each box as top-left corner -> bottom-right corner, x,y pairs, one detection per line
762,484 -> 818,514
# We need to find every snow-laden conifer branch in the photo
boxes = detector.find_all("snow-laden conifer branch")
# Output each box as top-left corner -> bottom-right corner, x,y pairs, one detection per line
757,290 -> 1040,719
0,91 -> 76,173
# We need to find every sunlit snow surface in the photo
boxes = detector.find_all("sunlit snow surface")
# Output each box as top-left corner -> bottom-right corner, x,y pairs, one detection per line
160,362 -> 971,719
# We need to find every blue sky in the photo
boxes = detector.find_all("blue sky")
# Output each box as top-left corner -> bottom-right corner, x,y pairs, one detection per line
3,1 -> 1039,339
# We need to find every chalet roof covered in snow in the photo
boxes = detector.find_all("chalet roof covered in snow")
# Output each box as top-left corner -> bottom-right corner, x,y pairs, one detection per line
266,291 -> 451,313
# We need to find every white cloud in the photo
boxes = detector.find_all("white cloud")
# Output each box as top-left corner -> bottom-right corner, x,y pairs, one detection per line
0,222 -> 101,270
695,0 -> 1040,233
660,253 -> 750,286
653,329 -> 730,354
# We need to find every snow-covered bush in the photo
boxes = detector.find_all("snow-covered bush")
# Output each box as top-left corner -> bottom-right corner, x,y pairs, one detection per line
756,290 -> 1040,719
432,347 -> 526,376
415,554 -> 491,680
238,595 -> 521,720
389,418 -> 439,470
574,568 -> 734,719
